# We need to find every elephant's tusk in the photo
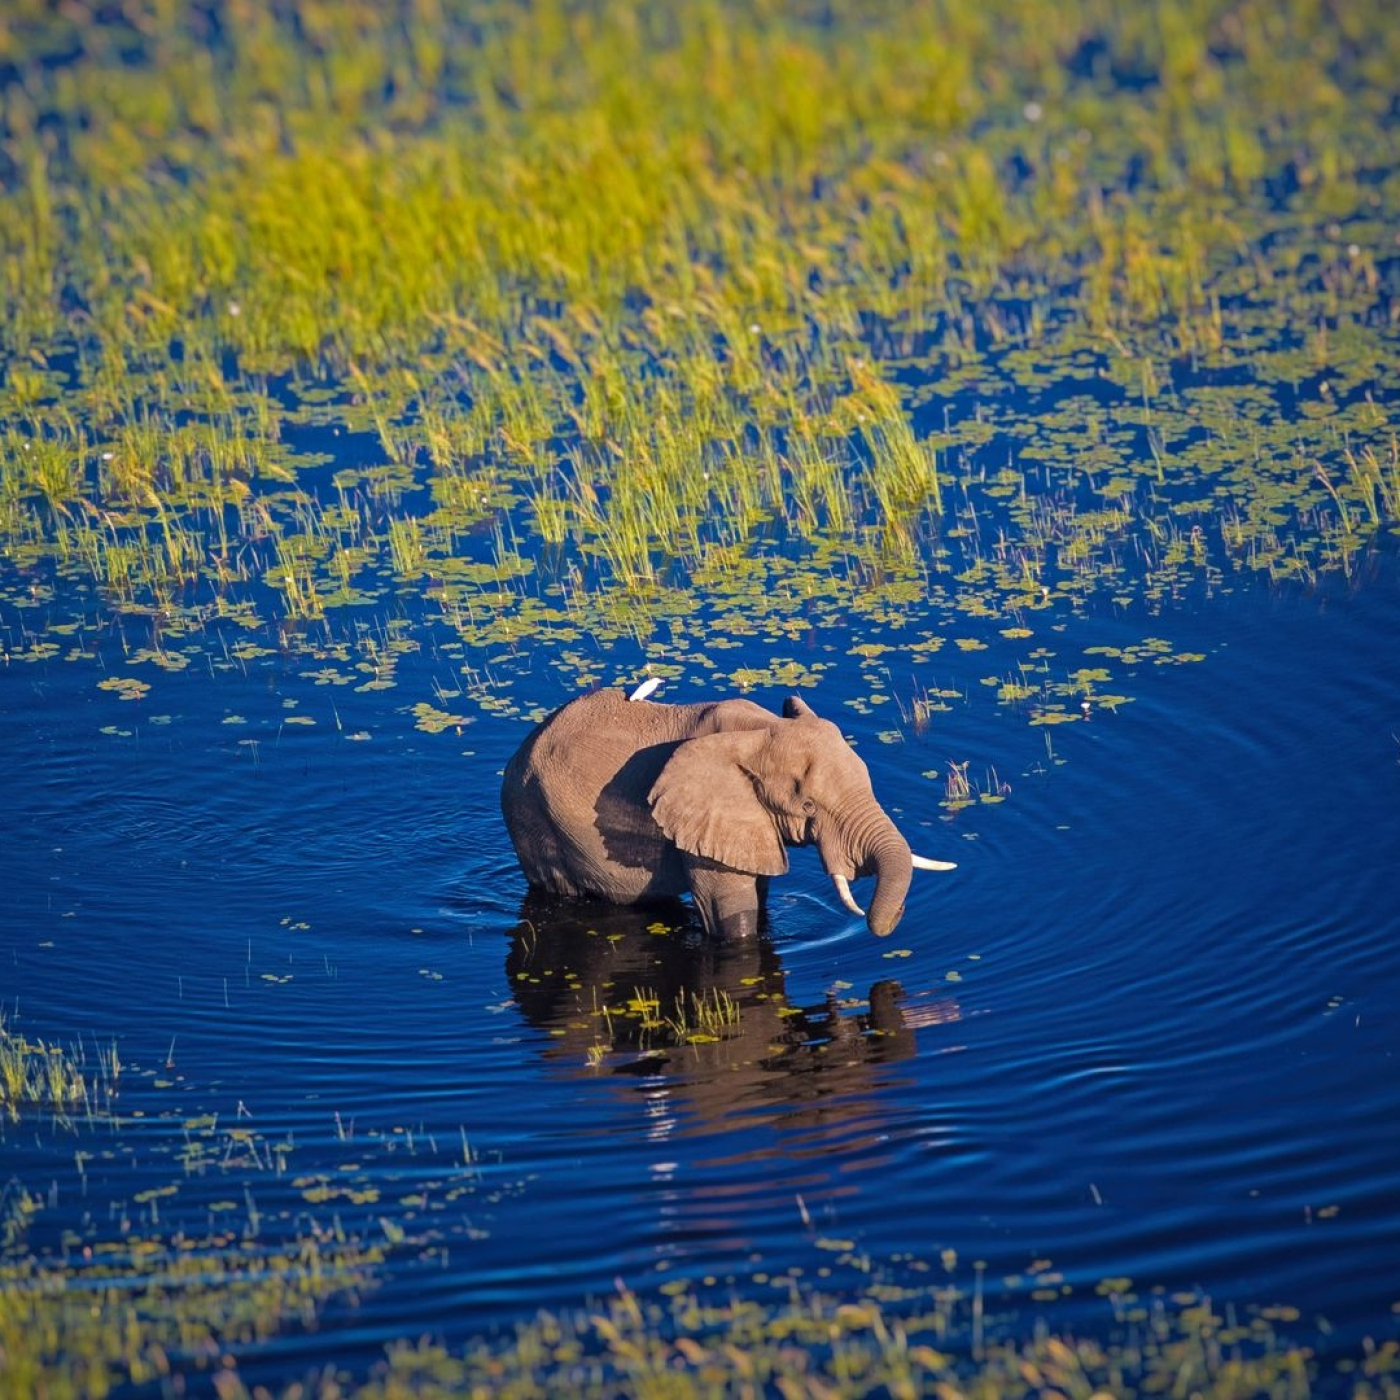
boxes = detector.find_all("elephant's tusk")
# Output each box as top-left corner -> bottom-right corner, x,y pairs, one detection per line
832,875 -> 866,918
912,854 -> 958,871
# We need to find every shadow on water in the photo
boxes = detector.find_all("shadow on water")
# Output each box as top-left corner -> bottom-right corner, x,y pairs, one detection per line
503,891 -> 958,1149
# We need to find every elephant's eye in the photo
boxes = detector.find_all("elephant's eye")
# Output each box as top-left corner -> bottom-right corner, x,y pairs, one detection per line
800,797 -> 817,815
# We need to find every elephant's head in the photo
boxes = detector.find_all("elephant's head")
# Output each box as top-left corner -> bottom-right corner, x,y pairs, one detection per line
648,695 -> 953,937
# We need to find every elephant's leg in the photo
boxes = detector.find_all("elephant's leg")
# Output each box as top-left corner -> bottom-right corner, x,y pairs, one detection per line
682,855 -> 765,938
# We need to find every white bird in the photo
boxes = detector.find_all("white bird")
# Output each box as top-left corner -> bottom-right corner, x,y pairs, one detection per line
628,677 -> 663,702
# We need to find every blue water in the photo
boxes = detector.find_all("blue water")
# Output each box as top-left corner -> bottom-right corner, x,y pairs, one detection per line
4,552 -> 1398,1378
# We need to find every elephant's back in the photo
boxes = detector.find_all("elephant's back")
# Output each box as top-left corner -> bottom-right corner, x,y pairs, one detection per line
510,688 -> 673,775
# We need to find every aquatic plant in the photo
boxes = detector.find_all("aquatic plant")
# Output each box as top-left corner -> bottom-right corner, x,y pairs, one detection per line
141,1268 -> 1390,1398
665,986 -> 741,1045
0,1224 -> 385,1397
0,1014 -> 119,1121
529,1281 -> 1350,1396
1,0 -> 1397,723
0,1015 -> 513,1397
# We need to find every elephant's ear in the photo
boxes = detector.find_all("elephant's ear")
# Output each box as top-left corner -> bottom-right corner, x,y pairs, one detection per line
649,730 -> 788,876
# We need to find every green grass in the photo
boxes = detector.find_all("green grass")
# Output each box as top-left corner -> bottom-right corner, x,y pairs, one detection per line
0,1013 -> 119,1121
2,0 -> 1398,694
332,1276 -> 1389,1399
0,1224 -> 385,1397
7,1246 -> 1385,1398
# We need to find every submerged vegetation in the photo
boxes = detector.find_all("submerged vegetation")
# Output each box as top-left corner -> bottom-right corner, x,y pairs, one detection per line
1,0 -> 1398,719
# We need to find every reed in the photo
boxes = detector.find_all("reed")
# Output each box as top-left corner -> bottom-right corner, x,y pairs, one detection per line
0,1015 -> 116,1121
0,0 -> 1396,715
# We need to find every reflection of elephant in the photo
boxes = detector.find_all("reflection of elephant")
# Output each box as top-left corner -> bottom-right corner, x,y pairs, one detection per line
505,892 -> 959,1132
501,690 -> 954,939
505,895 -> 963,1251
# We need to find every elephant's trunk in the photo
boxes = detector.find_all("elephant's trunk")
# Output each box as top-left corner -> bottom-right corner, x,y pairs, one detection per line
827,804 -> 913,938
863,831 -> 914,937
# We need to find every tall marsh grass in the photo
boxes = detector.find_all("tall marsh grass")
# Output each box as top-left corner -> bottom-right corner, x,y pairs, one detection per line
0,0 -> 1397,669
0,1014 -> 119,1121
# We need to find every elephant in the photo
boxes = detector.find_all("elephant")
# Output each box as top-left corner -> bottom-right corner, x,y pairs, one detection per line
500,687 -> 955,938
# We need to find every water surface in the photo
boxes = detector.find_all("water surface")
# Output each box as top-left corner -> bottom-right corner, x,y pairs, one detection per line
5,558 -> 1397,1380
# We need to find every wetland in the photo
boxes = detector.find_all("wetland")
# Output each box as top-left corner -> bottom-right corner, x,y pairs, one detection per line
2,0 -> 1399,1393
